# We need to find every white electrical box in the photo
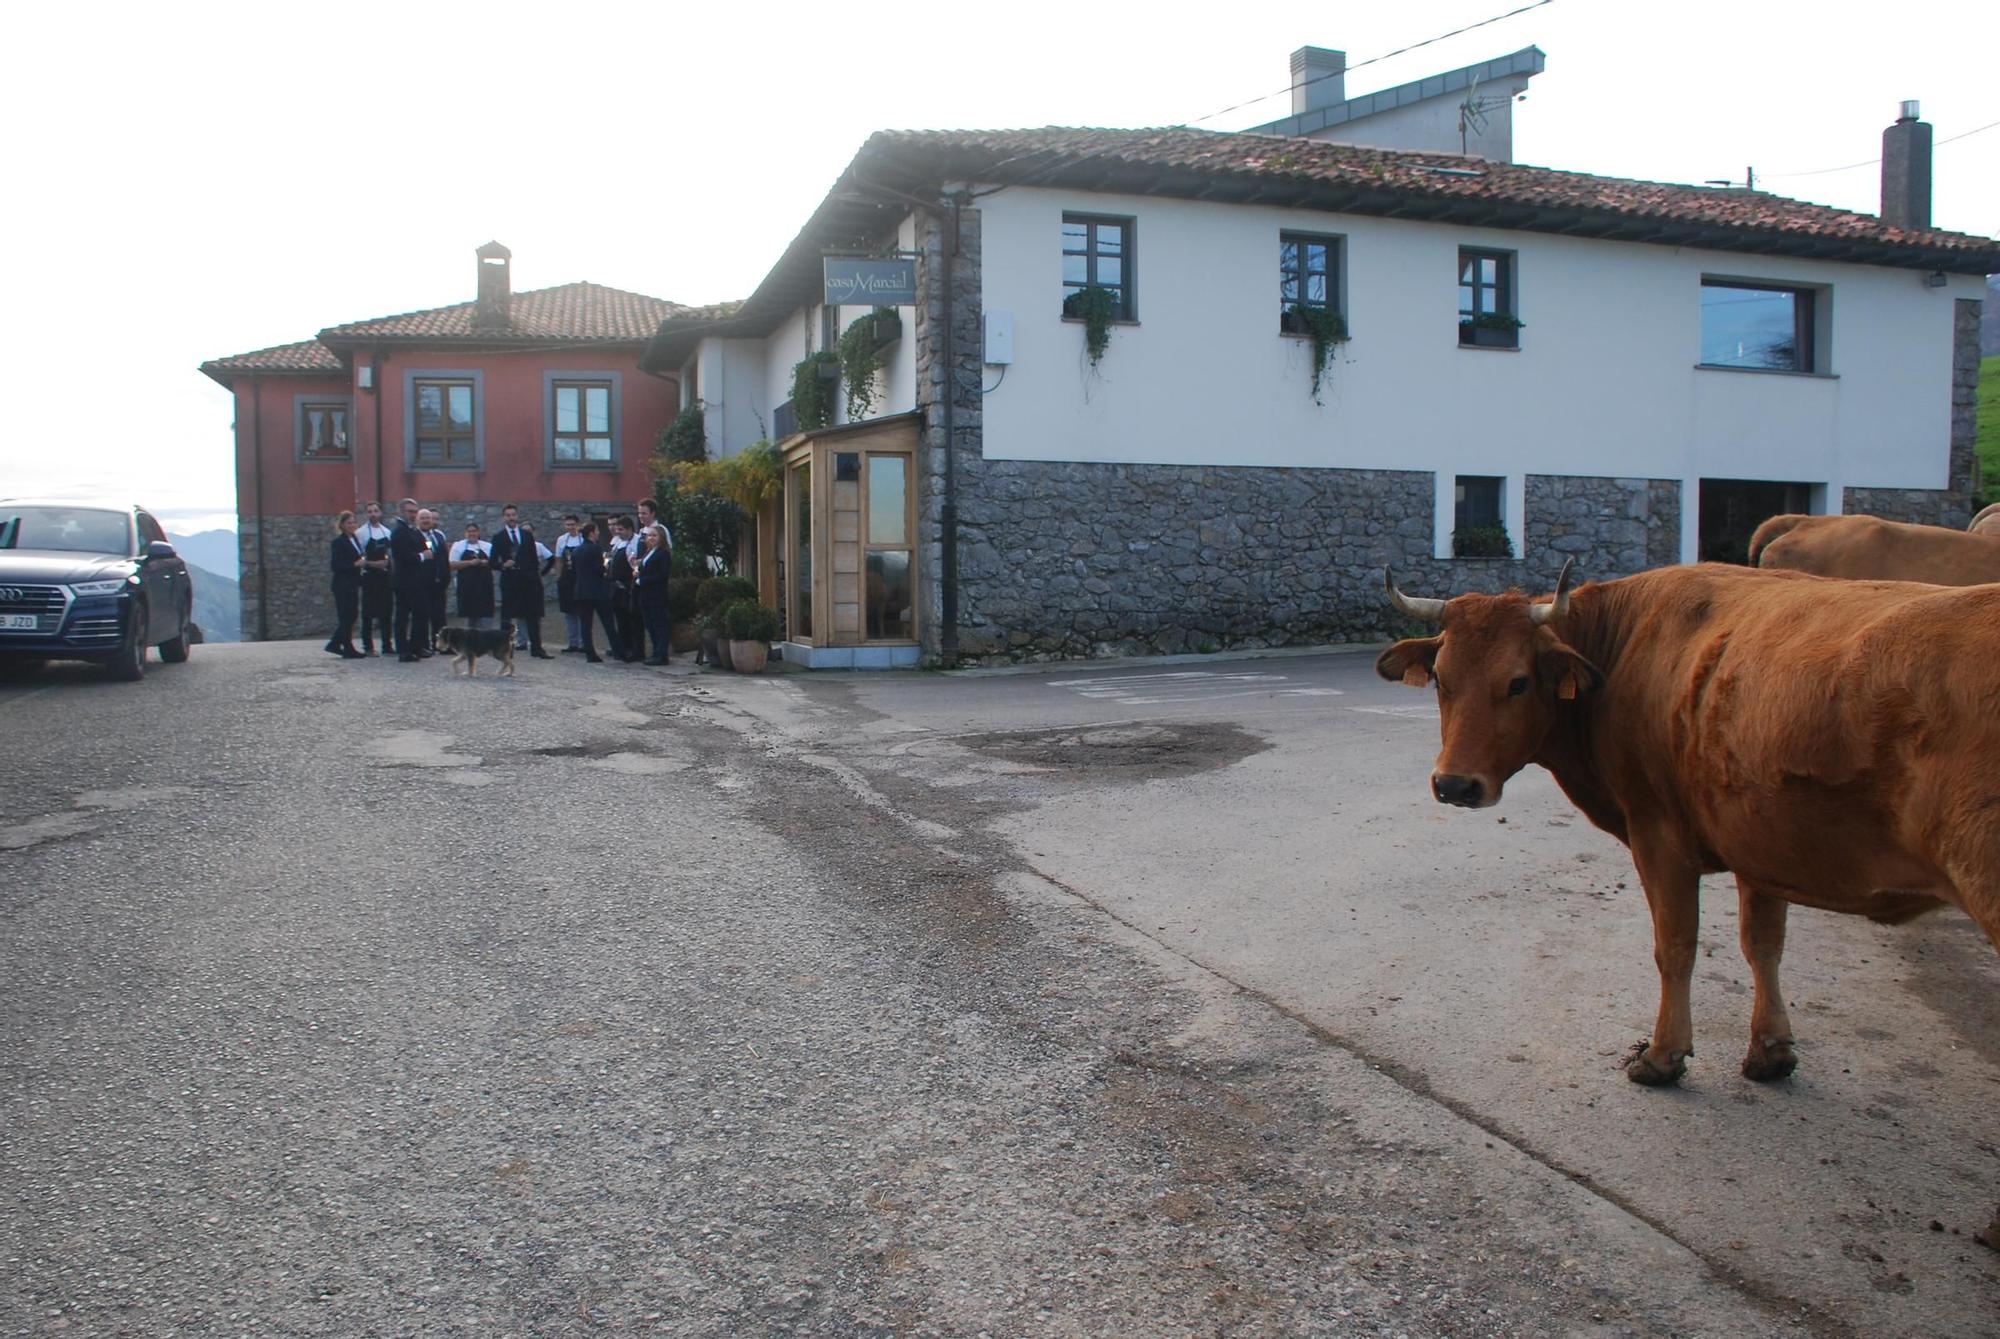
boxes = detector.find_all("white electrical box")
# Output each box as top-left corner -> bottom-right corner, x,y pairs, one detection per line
983,310 -> 1014,365
356,365 -> 374,390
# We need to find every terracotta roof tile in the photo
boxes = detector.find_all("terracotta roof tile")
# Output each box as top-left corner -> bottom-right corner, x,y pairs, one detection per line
868,127 -> 2000,265
199,338 -> 344,378
318,280 -> 694,344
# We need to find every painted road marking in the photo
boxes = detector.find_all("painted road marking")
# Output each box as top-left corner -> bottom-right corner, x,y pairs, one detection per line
1045,670 -> 1345,706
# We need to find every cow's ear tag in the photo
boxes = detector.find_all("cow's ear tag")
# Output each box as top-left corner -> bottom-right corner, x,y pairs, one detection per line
1402,666 -> 1431,688
1557,673 -> 1579,700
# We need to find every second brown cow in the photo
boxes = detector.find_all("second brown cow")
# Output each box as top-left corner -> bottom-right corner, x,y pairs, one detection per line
1749,511 -> 2000,584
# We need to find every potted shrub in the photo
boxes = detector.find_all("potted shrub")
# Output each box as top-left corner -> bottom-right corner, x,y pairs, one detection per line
1459,312 -> 1524,348
668,575 -> 705,654
870,307 -> 902,348
1062,285 -> 1118,367
723,600 -> 781,674
694,576 -> 758,667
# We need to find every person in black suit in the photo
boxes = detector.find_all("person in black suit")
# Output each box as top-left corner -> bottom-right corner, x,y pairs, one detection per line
356,501 -> 394,654
571,521 -> 621,664
325,510 -> 366,658
390,503 -> 437,662
637,523 -> 672,665
605,515 -> 641,662
491,504 -> 553,659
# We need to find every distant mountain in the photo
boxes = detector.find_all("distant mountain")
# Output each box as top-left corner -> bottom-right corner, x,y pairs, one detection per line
1984,276 -> 1999,357
185,561 -> 240,643
170,529 -> 238,581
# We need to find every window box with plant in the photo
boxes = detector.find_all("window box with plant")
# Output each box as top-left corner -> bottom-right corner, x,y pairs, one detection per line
1061,213 -> 1132,369
1283,304 -> 1349,402
1451,525 -> 1515,558
789,352 -> 839,433
1460,312 -> 1525,348
722,599 -> 781,674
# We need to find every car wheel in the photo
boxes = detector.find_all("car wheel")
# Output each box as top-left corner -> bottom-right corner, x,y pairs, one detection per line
158,603 -> 192,664
109,604 -> 148,681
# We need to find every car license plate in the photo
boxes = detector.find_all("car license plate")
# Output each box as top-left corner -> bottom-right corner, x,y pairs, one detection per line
0,614 -> 37,631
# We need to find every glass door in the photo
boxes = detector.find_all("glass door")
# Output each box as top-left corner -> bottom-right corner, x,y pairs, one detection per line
789,460 -> 813,641
863,453 -> 914,642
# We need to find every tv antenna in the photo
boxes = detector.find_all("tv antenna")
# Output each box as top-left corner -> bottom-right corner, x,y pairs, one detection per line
1705,166 -> 1758,190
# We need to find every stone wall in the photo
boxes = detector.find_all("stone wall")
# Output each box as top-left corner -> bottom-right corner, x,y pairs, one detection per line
946,464 -> 1681,663
1843,296 -> 1983,530
240,500 -> 631,641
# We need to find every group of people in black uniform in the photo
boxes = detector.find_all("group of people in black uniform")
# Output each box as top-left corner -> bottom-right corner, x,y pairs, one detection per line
326,497 -> 674,666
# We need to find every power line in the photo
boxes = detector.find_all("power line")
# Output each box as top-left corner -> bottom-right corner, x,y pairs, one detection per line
1763,116 -> 2000,180
1184,0 -> 1556,129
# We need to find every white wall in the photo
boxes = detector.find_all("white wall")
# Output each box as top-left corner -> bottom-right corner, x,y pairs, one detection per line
975,184 -> 1975,560
693,213 -> 923,455
1306,81 -> 1525,161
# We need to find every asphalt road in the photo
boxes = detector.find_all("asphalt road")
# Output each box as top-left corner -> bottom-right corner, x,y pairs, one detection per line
0,642 -> 1992,1336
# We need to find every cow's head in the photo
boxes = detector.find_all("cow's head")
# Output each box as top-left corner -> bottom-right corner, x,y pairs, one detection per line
1374,560 -> 1601,809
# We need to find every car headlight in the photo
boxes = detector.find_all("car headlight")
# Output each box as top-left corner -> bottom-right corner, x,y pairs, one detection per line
70,576 -> 139,596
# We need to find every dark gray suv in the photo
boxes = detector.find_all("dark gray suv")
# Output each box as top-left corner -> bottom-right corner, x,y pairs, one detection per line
0,501 -> 197,680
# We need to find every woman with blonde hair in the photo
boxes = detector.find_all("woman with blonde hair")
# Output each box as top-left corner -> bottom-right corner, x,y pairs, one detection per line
326,510 -> 366,658
637,523 -> 673,665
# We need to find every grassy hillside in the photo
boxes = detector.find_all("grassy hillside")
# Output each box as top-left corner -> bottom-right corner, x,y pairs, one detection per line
186,561 -> 241,642
1980,355 -> 1998,507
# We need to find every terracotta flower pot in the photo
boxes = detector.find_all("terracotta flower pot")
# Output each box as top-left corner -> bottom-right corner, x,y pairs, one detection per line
729,639 -> 769,673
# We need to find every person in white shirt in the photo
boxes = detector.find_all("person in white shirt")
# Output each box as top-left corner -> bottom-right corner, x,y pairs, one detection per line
355,501 -> 395,654
449,523 -> 497,629
552,514 -> 585,652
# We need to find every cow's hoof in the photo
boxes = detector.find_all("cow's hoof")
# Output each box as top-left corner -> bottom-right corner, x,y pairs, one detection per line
1621,1039 -> 1687,1086
1741,1036 -> 1798,1082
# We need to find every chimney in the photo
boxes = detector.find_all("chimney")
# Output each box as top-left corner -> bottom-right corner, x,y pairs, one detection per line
1880,101 -> 1931,231
1290,46 -> 1346,116
474,240 -> 513,329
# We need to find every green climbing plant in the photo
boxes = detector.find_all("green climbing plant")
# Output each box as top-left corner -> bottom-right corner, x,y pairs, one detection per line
836,309 -> 890,420
790,351 -> 839,432
1285,303 -> 1350,403
1063,285 -> 1118,367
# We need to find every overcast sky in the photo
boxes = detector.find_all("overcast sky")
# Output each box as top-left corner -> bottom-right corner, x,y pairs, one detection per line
2,0 -> 1992,534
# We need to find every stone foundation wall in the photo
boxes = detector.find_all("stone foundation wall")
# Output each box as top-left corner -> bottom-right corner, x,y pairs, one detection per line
947,464 -> 1682,663
241,500 -> 630,641
1843,297 -> 1984,530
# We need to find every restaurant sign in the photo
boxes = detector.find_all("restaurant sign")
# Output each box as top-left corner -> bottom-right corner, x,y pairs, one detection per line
823,256 -> 917,307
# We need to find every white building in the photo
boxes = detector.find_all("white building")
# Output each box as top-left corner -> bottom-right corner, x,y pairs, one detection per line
643,103 -> 1995,666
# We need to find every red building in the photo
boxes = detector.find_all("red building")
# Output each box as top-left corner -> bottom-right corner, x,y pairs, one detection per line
201,243 -> 690,640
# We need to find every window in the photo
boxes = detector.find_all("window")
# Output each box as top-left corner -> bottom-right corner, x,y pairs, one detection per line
1279,233 -> 1342,334
413,378 -> 476,465
137,511 -> 167,546
295,395 -> 353,461
1700,280 -> 1817,372
551,380 -> 613,464
1452,476 -> 1512,558
1061,214 -> 1134,321
1458,248 -> 1518,347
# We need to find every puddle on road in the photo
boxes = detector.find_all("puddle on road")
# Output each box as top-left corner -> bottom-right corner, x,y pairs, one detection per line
586,752 -> 688,776
373,730 -> 482,769
581,694 -> 648,726
957,722 -> 1268,780
2,785 -> 195,852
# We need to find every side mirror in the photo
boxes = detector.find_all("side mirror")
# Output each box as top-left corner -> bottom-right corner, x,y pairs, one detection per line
146,540 -> 178,562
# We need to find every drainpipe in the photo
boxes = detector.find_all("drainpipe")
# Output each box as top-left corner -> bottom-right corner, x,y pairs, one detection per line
370,350 -> 385,509
251,378 -> 268,641
939,197 -> 961,666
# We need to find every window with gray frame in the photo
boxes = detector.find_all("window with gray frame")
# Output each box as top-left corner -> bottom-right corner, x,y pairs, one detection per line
413,379 -> 477,465
1458,248 -> 1517,347
1061,214 -> 1134,320
551,380 -> 614,464
1452,476 -> 1512,558
1700,280 -> 1817,372
1280,232 -> 1342,334
299,400 -> 351,459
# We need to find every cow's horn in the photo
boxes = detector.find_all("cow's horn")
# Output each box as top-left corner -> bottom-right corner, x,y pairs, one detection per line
1384,568 -> 1446,625
1529,559 -> 1577,626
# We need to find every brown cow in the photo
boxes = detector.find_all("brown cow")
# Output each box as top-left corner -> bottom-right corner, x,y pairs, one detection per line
1971,502 -> 2000,535
1375,560 -> 2000,1079
1748,511 -> 2000,584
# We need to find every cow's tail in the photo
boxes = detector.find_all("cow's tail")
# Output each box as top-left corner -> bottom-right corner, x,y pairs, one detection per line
1746,513 -> 1811,566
